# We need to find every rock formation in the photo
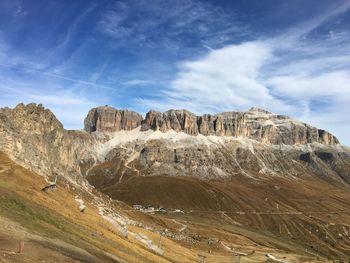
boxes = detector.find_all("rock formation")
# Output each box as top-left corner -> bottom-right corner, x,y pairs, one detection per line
141,110 -> 199,135
84,106 -> 143,133
84,106 -> 338,146
139,107 -> 339,145
0,103 -> 342,187
0,103 -> 96,183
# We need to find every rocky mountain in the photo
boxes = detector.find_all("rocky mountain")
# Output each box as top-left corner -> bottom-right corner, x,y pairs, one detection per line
0,103 -> 96,185
84,106 -> 143,133
0,103 -> 346,185
85,106 -> 338,145
79,105 -> 349,188
1,103 -> 350,261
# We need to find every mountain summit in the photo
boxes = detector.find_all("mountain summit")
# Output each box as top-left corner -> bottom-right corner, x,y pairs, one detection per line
84,105 -> 338,145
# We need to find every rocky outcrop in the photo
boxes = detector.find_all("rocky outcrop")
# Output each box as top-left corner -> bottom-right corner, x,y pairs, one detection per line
0,103 -> 96,183
141,107 -> 339,145
83,105 -> 338,145
141,110 -> 199,135
84,106 -> 142,133
88,128 -> 350,185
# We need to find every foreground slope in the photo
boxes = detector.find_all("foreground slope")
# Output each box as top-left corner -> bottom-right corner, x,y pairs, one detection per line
0,152 -> 314,262
0,152 -> 201,262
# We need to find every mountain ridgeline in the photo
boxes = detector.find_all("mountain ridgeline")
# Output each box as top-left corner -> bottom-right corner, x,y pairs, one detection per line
0,103 -> 346,186
84,106 -> 338,145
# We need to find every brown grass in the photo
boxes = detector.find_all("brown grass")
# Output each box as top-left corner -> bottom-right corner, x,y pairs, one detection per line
1,151 -> 348,262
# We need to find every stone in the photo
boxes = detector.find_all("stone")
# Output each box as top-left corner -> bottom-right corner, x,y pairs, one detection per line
141,110 -> 198,135
141,108 -> 339,145
84,106 -> 143,133
0,103 -> 96,183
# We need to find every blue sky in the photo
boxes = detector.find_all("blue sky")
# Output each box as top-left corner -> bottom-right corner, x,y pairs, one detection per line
0,0 -> 350,145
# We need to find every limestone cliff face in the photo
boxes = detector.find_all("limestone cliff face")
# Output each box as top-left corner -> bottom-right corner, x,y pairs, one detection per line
84,106 -> 338,145
82,105 -> 339,145
84,106 -> 143,133
141,110 -> 199,135
88,128 -> 350,185
140,108 -> 339,145
0,103 -> 96,183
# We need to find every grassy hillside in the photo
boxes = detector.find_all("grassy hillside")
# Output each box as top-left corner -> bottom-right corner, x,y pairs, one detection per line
99,173 -> 350,260
1,151 -> 349,262
0,152 -> 196,262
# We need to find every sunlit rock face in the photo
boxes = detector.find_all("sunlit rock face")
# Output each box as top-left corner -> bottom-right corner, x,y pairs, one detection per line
0,103 -> 96,183
141,110 -> 199,135
81,106 -> 348,186
139,107 -> 339,145
84,106 -> 143,133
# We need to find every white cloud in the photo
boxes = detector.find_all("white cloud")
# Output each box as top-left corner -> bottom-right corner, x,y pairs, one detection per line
167,42 -> 287,111
137,41 -> 294,114
268,71 -> 350,99
267,71 -> 350,145
122,79 -> 154,86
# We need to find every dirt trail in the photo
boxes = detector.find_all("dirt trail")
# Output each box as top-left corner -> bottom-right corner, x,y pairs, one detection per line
120,151 -> 140,182
171,219 -> 187,232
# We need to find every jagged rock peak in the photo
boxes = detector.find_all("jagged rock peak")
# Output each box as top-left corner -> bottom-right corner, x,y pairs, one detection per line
141,109 -> 198,135
84,106 -> 143,133
83,105 -> 339,145
140,108 -> 339,145
0,103 -> 96,182
248,107 -> 272,114
0,103 -> 64,131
